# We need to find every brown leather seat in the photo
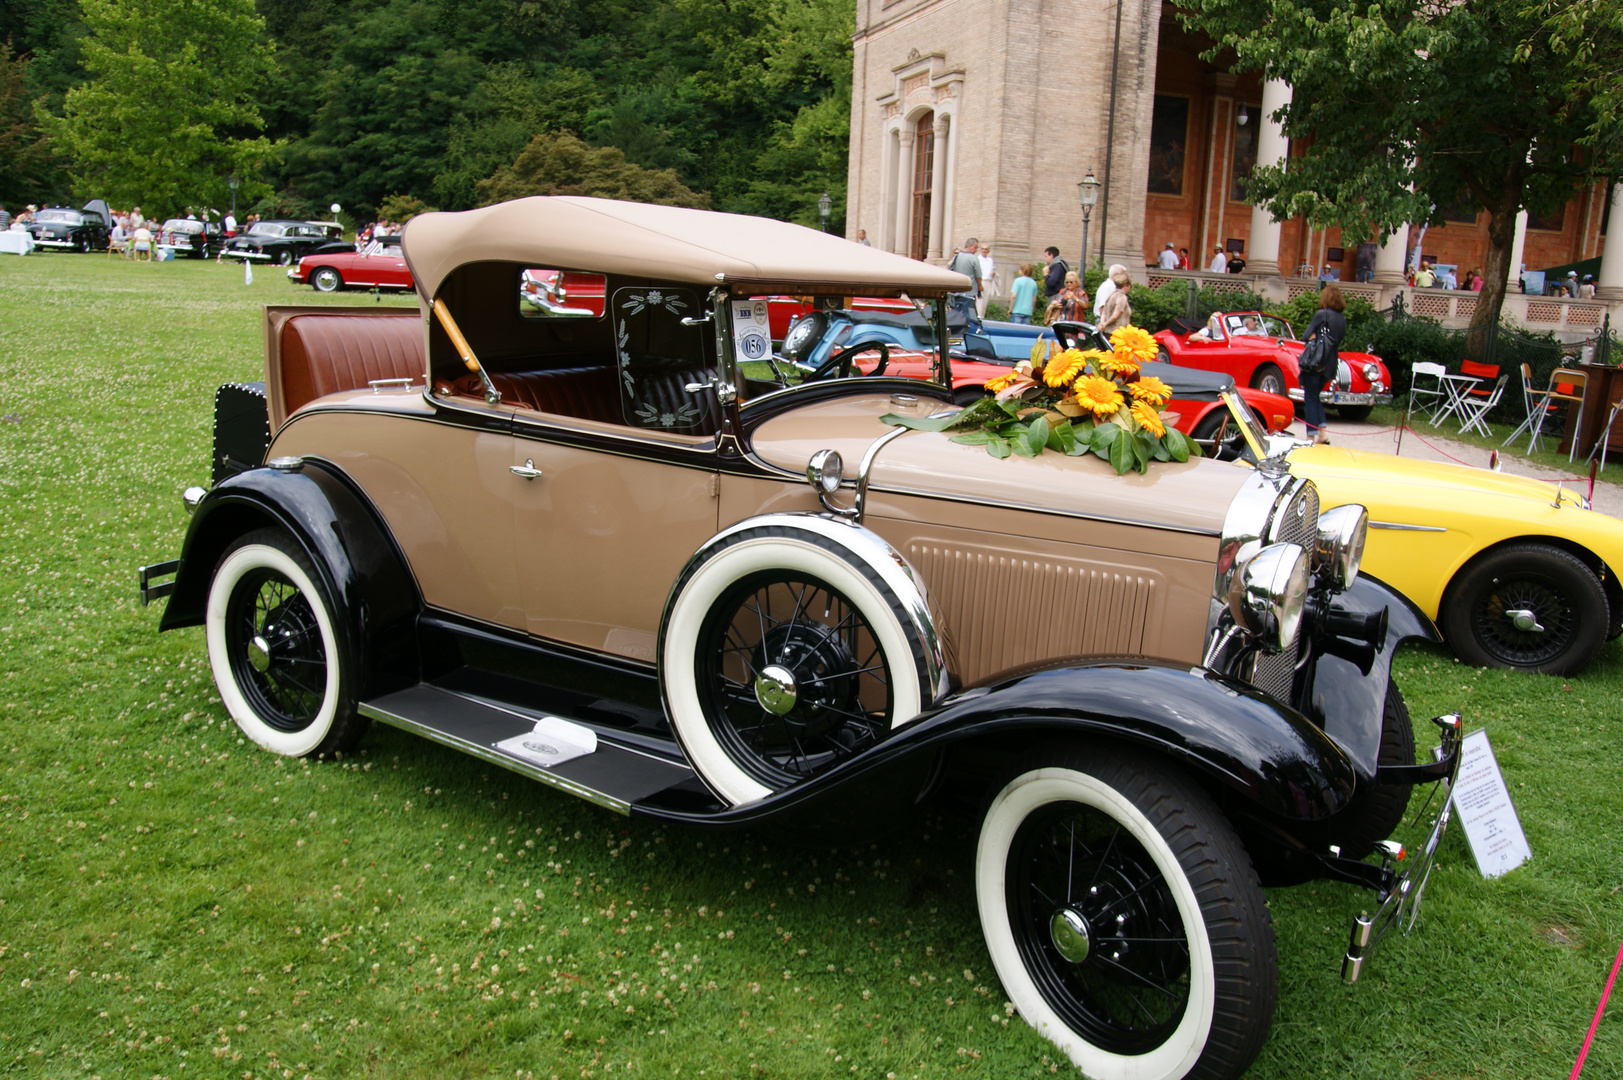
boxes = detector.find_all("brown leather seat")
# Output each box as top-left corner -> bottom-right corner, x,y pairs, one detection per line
281,313 -> 424,416
489,368 -> 623,423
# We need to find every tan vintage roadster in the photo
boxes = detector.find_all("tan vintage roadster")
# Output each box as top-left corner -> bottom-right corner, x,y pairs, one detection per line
141,197 -> 1460,1080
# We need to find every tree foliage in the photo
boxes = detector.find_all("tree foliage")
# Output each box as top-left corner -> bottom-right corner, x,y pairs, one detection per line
46,0 -> 277,213
0,40 -> 56,206
1182,0 -> 1623,334
476,130 -> 708,208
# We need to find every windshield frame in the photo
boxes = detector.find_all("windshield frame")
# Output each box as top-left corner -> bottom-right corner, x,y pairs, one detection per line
35,209 -> 82,224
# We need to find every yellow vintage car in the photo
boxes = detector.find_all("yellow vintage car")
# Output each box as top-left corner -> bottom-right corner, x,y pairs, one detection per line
1216,402 -> 1623,675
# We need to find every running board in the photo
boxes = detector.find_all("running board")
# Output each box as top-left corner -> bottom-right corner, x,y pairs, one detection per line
359,685 -> 696,815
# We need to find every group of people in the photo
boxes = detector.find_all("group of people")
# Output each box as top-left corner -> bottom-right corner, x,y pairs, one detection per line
943,235 -> 1136,333
1545,269 -> 1597,298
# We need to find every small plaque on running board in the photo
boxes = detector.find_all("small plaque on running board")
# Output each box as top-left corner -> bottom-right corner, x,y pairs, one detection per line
495,716 -> 598,770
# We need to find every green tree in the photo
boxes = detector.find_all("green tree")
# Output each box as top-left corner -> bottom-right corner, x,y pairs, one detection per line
0,40 -> 57,206
1183,0 -> 1623,343
47,0 -> 277,214
477,130 -> 709,208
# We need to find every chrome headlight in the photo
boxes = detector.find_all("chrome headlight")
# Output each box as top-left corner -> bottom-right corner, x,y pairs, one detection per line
806,449 -> 844,494
1361,362 -> 1380,382
1316,504 -> 1368,590
1228,542 -> 1310,652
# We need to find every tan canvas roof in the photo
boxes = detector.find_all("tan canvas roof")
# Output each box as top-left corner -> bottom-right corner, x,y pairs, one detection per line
401,196 -> 971,300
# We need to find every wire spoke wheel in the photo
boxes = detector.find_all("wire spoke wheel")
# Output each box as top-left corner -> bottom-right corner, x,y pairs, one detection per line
1471,574 -> 1576,667
696,572 -> 892,788
224,566 -> 330,732
1008,800 -> 1192,1053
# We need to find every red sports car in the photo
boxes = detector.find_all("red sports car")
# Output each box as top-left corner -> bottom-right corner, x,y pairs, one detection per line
520,268 -> 607,317
290,236 -> 414,293
1153,311 -> 1392,422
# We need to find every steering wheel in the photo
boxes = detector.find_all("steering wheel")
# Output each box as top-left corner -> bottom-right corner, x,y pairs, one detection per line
805,340 -> 890,382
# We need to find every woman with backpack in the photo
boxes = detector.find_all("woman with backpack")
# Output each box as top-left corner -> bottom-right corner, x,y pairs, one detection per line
1298,283 -> 1347,445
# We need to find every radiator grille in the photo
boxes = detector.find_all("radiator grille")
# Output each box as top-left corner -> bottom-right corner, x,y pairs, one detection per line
905,542 -> 1158,686
1252,646 -> 1297,701
1272,482 -> 1320,555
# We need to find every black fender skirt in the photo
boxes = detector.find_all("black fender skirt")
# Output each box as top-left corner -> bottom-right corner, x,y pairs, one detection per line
157,460 -> 420,702
637,658 -> 1359,828
1306,572 -> 1441,780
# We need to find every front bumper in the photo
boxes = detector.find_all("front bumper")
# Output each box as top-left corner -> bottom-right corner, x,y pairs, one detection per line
287,268 -> 306,282
1340,711 -> 1464,982
225,249 -> 270,260
1288,388 -> 1394,407
33,238 -> 75,248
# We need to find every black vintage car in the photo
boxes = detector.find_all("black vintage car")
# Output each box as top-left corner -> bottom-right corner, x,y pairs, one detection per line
26,200 -> 111,252
221,220 -> 348,265
158,218 -> 225,259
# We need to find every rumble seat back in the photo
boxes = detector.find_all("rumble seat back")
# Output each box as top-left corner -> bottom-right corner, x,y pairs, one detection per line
279,312 -> 424,419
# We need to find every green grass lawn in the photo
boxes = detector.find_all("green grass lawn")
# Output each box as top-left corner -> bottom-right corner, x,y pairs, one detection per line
1,253 -> 1621,1078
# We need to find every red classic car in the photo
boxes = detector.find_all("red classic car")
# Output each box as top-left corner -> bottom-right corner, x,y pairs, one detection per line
1154,311 -> 1392,422
767,295 -> 914,340
520,268 -> 607,317
289,235 -> 415,293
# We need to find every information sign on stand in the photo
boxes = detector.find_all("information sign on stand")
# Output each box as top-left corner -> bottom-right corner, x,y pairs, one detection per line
1449,728 -> 1531,878
730,299 -> 772,365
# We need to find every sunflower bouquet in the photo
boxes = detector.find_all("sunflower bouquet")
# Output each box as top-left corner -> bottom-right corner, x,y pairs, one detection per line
880,325 -> 1201,474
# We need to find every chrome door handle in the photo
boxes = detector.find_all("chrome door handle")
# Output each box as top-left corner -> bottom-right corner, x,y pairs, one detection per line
509,459 -> 542,480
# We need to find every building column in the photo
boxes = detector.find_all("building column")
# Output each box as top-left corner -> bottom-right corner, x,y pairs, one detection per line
927,114 -> 950,260
877,128 -> 896,253
1245,79 -> 1290,277
893,127 -> 915,256
1507,209 -> 1530,283
1372,225 -> 1410,285
1598,183 -> 1623,301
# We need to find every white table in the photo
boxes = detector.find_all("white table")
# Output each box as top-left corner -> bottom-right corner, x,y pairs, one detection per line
1434,373 -> 1481,427
0,231 -> 35,255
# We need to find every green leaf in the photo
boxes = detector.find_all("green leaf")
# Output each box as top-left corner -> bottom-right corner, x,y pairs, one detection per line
950,430 -> 994,446
1151,437 -> 1172,462
986,436 -> 1012,459
1164,427 -> 1193,463
1023,416 -> 1050,456
1047,419 -> 1077,454
879,411 -> 964,432
1107,431 -> 1134,474
1131,432 -> 1154,472
1091,424 -> 1121,455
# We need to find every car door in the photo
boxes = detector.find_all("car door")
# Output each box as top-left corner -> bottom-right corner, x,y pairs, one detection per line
510,284 -> 721,662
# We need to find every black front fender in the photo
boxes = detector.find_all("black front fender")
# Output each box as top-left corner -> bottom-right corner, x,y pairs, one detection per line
1304,572 -> 1440,780
157,461 -> 420,701
638,657 -> 1357,826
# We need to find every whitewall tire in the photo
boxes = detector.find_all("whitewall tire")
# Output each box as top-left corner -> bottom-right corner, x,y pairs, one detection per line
205,528 -> 365,758
660,520 -> 944,806
976,743 -> 1276,1080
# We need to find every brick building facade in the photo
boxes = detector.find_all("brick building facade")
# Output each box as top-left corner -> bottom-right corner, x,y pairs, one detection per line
847,0 -> 1618,300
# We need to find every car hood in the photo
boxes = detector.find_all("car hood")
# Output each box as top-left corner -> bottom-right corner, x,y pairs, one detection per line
750,392 -> 1249,536
1286,444 -> 1588,510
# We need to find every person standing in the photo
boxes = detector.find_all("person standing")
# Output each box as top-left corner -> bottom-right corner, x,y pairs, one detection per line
1208,245 -> 1227,272
1412,261 -> 1436,288
1227,252 -> 1247,274
129,206 -> 144,232
1093,262 -> 1125,318
0,205 -> 9,230
947,236 -> 981,323
1299,284 -> 1347,445
855,229 -> 870,246
1042,246 -> 1068,300
1096,266 -> 1133,333
1580,274 -> 1597,299
1044,271 -> 1090,325
976,243 -> 996,319
1009,264 -> 1038,324
224,211 -> 237,237
1178,247 -> 1192,269
1157,242 -> 1179,269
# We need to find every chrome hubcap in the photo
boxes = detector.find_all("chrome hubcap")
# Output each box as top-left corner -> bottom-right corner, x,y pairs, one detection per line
1506,608 -> 1545,633
247,634 -> 272,673
1049,908 -> 1092,963
754,664 -> 798,715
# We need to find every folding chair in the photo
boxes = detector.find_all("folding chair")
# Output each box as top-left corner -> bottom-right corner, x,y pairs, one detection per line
1408,362 -> 1449,423
1502,363 -> 1574,451
1545,367 -> 1589,461
1455,373 -> 1509,438
1583,389 -> 1623,476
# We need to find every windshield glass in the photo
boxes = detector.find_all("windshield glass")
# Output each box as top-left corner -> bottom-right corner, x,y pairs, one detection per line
35,210 -> 80,224
1223,313 -> 1294,339
732,297 -> 951,405
247,222 -> 286,237
163,220 -> 202,233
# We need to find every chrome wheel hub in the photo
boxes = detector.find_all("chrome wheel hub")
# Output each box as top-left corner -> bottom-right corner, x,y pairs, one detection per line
247,634 -> 272,673
1506,608 -> 1545,633
754,664 -> 798,715
1049,908 -> 1092,963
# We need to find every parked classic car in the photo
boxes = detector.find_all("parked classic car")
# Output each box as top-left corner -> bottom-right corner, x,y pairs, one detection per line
222,220 -> 347,265
139,197 -> 1460,1080
289,234 -> 414,293
780,305 -> 1298,443
519,267 -> 605,315
25,200 -> 111,251
159,217 -> 225,259
1154,311 -> 1393,421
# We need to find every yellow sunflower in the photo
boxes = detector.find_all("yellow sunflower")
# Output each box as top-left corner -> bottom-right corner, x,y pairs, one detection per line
1131,400 -> 1167,437
985,369 -> 1022,392
1098,351 -> 1141,378
1129,375 -> 1173,406
1043,348 -> 1088,387
1078,347 -> 1114,374
1110,325 -> 1160,366
1072,374 -> 1125,418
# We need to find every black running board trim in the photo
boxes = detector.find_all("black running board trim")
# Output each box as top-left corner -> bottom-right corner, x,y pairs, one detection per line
360,685 -> 695,815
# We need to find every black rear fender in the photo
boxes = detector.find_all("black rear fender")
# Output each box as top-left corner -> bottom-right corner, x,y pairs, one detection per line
158,460 -> 420,700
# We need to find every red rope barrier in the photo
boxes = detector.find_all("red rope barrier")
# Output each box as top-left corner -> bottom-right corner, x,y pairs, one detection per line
1569,936 -> 1623,1079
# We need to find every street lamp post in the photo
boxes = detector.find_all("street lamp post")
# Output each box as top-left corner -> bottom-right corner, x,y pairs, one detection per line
1077,170 -> 1101,272
818,191 -> 832,233
227,175 -> 239,221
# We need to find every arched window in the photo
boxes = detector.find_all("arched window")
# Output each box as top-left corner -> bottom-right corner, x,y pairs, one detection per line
909,113 -> 934,261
